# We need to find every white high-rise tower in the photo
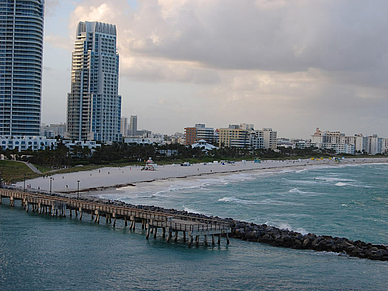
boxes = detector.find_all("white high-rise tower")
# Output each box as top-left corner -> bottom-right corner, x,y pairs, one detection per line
66,21 -> 121,142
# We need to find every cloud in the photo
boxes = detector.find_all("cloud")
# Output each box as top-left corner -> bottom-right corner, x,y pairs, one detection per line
120,56 -> 220,84
45,0 -> 60,16
43,0 -> 388,137
123,0 -> 388,74
62,0 -> 388,85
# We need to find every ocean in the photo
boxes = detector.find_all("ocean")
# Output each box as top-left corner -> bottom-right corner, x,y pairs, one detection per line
1,163 -> 387,290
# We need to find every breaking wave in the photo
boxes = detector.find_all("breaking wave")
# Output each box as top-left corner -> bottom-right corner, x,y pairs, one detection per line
288,188 -> 317,195
218,196 -> 305,206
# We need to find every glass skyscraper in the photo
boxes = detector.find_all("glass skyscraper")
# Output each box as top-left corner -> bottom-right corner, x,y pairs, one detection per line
0,0 -> 44,136
66,21 -> 122,143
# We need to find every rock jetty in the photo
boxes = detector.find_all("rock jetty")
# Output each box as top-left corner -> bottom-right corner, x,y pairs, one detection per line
228,220 -> 388,261
82,197 -> 387,261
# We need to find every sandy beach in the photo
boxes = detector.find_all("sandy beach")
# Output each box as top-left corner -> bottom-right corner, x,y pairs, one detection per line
16,157 -> 388,196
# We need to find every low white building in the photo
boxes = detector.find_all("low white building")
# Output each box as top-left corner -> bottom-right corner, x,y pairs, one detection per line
124,136 -> 164,145
294,140 -> 308,149
62,140 -> 101,150
191,139 -> 218,151
0,136 -> 57,152
321,143 -> 355,155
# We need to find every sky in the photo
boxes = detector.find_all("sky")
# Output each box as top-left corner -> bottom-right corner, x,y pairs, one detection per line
42,0 -> 388,139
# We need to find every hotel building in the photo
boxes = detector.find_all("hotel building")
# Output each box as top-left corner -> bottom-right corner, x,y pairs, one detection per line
218,124 -> 277,149
66,21 -> 121,142
184,124 -> 215,145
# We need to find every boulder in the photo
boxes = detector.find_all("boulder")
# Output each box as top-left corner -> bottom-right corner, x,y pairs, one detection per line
302,238 -> 311,248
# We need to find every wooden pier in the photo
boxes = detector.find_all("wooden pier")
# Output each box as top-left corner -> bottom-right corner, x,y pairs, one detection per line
0,188 -> 231,247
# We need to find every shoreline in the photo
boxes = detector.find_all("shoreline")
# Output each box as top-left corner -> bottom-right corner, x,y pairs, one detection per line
17,157 -> 388,195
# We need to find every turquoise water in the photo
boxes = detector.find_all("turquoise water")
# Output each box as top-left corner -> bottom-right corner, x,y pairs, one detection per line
1,163 -> 387,290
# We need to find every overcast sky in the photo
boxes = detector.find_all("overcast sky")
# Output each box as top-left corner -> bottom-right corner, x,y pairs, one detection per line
42,0 -> 388,138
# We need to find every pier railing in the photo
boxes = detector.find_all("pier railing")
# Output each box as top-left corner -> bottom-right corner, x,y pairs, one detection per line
149,219 -> 230,232
0,186 -> 231,234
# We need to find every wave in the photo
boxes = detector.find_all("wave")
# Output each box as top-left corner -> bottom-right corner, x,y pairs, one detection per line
286,179 -> 317,185
279,223 -> 308,235
288,188 -> 317,195
183,206 -> 202,214
114,171 -> 272,201
335,182 -> 348,187
151,191 -> 172,198
267,222 -> 309,235
218,196 -> 252,205
160,183 -> 203,193
97,193 -> 129,201
315,176 -> 356,182
218,196 -> 305,206
334,182 -> 372,188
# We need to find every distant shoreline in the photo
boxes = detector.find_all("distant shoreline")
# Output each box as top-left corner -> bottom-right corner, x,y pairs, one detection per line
17,157 -> 388,196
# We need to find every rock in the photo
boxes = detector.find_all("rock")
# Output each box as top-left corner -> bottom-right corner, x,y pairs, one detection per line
293,239 -> 302,249
303,238 -> 311,248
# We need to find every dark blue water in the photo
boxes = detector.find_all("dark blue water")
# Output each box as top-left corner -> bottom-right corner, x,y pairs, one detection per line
1,164 -> 387,290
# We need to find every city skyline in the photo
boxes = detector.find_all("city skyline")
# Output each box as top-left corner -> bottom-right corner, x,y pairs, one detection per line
42,0 -> 388,139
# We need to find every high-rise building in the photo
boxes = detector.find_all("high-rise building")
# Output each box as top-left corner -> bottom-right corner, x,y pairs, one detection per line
218,125 -> 250,148
121,117 -> 127,136
354,134 -> 368,153
129,115 -> 137,136
367,134 -> 383,155
66,21 -> 121,142
184,127 -> 197,145
262,128 -> 277,149
184,124 -> 215,145
0,0 -> 44,136
218,124 -> 277,149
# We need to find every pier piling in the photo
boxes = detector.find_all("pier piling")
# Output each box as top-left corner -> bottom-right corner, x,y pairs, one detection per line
0,189 -> 231,247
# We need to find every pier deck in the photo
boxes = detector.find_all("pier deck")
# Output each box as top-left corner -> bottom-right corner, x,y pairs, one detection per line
0,188 -> 231,246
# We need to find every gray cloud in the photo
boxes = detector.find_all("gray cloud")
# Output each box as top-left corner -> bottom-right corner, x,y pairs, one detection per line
127,1 -> 388,75
65,0 -> 388,85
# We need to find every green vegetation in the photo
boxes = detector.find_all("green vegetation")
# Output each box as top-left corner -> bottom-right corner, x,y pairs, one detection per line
32,164 -> 52,173
0,160 -> 39,183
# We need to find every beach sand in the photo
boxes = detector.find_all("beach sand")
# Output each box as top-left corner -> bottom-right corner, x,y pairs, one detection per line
17,157 -> 388,197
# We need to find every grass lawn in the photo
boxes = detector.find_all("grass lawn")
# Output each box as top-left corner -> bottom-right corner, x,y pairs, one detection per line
32,164 -> 53,173
0,160 -> 40,183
